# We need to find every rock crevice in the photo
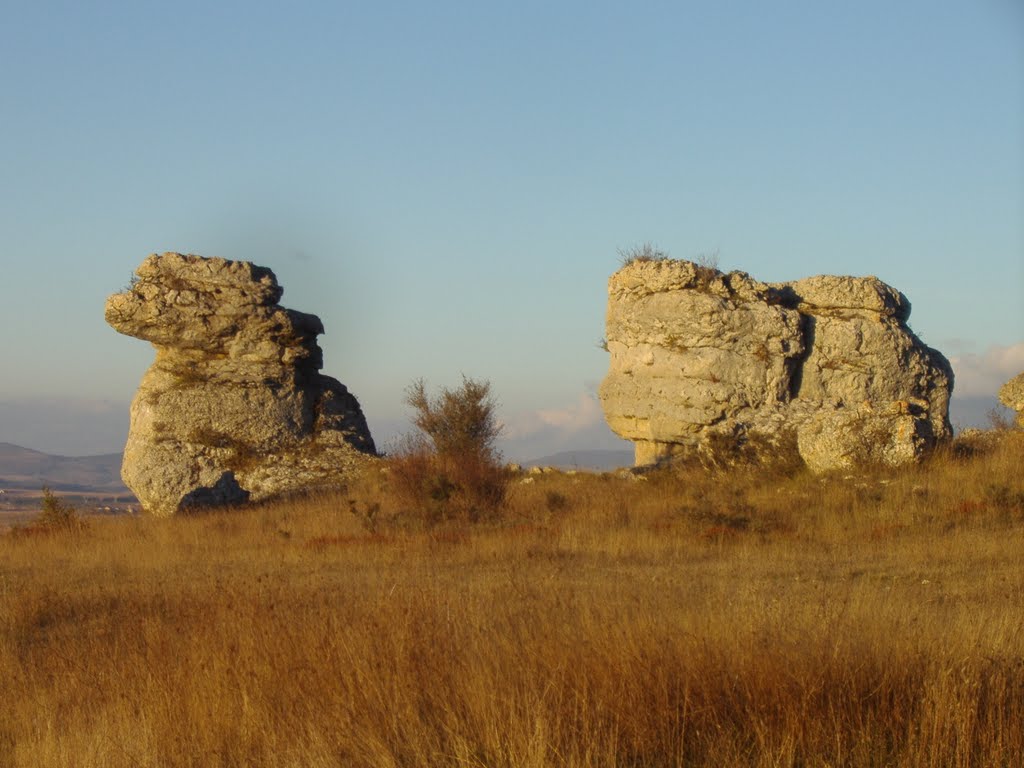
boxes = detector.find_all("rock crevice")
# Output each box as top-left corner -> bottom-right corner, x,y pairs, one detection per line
599,260 -> 953,471
107,252 -> 376,515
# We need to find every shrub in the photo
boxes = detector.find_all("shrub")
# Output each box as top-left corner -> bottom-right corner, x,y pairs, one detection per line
618,242 -> 668,267
405,377 -> 502,460
987,406 -> 1015,432
545,490 -> 570,513
389,377 -> 510,524
695,248 -> 720,272
35,488 -> 87,532
693,249 -> 721,288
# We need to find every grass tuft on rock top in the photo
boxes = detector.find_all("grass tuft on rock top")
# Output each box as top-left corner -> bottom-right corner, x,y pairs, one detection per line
617,241 -> 669,267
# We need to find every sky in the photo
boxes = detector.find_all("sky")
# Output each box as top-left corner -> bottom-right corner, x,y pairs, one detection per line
1,0 -> 1021,459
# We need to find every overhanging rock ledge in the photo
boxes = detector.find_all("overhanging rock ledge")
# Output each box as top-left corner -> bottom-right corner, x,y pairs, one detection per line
106,252 -> 376,515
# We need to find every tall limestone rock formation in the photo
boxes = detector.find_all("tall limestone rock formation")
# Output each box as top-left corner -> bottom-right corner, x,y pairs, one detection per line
106,252 -> 376,515
599,259 -> 953,471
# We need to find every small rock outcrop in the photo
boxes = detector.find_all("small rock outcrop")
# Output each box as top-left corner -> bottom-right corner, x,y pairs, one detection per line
999,373 -> 1024,427
599,259 -> 954,471
106,252 -> 376,515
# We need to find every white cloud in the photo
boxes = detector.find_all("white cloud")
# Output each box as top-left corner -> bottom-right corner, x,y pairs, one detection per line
498,392 -> 631,462
502,392 -> 605,439
949,341 -> 1024,398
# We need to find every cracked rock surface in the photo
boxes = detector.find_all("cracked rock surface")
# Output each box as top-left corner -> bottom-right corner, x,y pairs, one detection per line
106,252 -> 376,515
999,373 -> 1024,427
598,260 -> 953,471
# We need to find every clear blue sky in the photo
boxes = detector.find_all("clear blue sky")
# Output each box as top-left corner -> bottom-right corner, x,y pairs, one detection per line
1,0 -> 1021,457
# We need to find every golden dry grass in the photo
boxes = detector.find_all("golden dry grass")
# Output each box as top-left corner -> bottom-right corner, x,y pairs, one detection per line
2,432 -> 1023,766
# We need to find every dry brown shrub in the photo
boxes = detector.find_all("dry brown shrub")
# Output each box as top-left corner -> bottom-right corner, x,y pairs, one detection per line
388,377 -> 510,525
617,242 -> 668,267
10,488 -> 89,539
388,437 -> 510,524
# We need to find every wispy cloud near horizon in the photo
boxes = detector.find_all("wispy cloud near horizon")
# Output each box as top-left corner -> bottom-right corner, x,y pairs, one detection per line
500,391 -> 630,462
949,341 -> 1024,398
502,391 -> 605,439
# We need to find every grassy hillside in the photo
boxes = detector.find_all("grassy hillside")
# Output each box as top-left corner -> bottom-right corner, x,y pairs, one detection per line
1,431 -> 1023,766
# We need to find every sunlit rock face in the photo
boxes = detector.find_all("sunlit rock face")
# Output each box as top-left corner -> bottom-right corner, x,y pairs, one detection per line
599,260 -> 953,471
1000,373 -> 1024,428
106,252 -> 376,515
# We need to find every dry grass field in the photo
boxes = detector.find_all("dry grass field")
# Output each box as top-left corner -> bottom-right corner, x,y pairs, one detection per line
2,431 -> 1023,767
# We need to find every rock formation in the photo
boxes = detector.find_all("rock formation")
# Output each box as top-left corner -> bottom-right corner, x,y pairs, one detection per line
599,259 -> 954,471
106,252 -> 376,515
999,373 -> 1024,427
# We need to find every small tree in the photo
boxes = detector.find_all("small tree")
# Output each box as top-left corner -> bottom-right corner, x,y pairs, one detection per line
36,487 -> 85,531
405,377 -> 502,461
390,377 -> 509,523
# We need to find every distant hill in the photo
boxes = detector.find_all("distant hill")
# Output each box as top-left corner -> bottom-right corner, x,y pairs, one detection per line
522,449 -> 633,472
0,441 -> 634,492
0,443 -> 127,492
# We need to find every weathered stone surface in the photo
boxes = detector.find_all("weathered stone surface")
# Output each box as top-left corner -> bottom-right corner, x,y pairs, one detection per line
107,252 -> 376,515
599,259 -> 954,471
999,373 -> 1024,427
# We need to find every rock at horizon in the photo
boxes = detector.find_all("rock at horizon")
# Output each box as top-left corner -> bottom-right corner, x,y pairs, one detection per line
106,252 -> 376,515
598,259 -> 954,471
999,372 -> 1024,428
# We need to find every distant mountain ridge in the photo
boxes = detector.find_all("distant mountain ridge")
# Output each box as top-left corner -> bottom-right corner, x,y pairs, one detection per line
0,442 -> 635,493
0,443 -> 127,492
522,449 -> 633,471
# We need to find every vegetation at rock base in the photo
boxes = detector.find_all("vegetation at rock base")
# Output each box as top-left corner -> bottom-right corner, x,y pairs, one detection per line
387,376 -> 510,524
2,432 -> 1024,766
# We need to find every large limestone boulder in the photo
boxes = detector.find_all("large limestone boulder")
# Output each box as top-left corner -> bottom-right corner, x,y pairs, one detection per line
599,259 -> 953,471
106,252 -> 376,515
999,373 -> 1024,427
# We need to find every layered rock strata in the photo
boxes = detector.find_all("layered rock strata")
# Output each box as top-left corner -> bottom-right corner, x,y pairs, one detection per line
599,259 -> 954,471
106,252 -> 376,515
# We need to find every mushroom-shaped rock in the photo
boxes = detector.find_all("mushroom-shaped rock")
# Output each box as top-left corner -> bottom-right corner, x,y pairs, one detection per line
106,252 -> 376,515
